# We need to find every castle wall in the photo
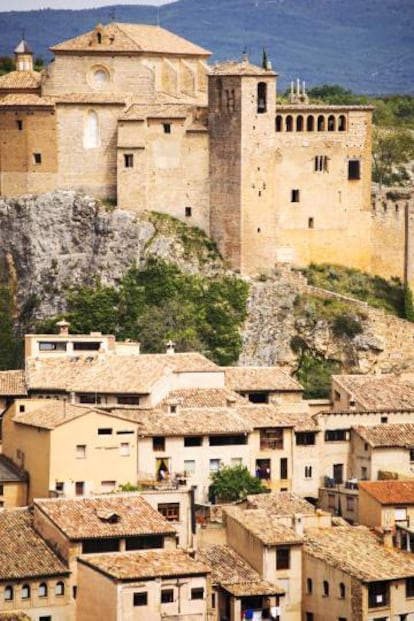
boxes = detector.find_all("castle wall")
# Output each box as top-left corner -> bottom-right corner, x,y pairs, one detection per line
371,188 -> 414,291
117,113 -> 209,231
56,104 -> 122,198
273,108 -> 373,272
209,76 -> 243,270
0,107 -> 57,196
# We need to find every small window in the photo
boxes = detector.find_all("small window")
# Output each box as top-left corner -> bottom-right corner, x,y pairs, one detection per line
308,217 -> 314,229
275,115 -> 282,132
4,585 -> 13,601
314,155 -> 328,172
306,578 -> 313,594
328,115 -> 335,131
348,160 -> 361,180
33,153 -> 42,164
304,465 -> 313,479
296,432 -> 315,446
286,115 -> 293,131
184,459 -> 196,474
296,115 -> 304,131
209,458 -> 221,472
39,582 -> 48,598
120,442 -> 130,456
381,416 -> 388,424
368,581 -> 389,608
339,582 -> 346,599
133,592 -> 148,606
161,588 -> 174,603
39,617 -> 52,621
346,496 -> 354,511
276,546 -> 290,570
16,120 -> 23,130
153,436 -> 165,452
323,580 -> 329,596
76,444 -> 86,458
21,584 -> 30,599
55,581 -> 65,596
306,614 -> 314,621
325,430 -> 348,442
257,82 -> 267,113
291,189 -> 300,203
361,466 -> 368,480
306,115 -> 314,131
158,502 -> 180,521
410,448 -> 414,462
0,484 -> 3,496
55,481 -> 64,492
185,206 -> 192,217
79,393 -> 101,404
184,436 -> 202,447
163,123 -> 171,134
280,457 -> 288,480
338,115 -> 346,131
19,404 -> 25,413
75,481 -> 85,496
191,587 -> 204,600
124,154 -> 134,168
317,115 -> 325,131
406,577 -> 414,597
98,428 -> 112,435
117,395 -> 140,405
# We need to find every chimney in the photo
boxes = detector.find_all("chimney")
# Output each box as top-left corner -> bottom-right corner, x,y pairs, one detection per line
165,340 -> 175,355
56,320 -> 70,336
382,526 -> 394,548
226,396 -> 237,408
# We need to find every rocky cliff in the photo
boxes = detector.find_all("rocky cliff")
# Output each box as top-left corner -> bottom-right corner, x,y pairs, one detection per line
1,191 -> 413,378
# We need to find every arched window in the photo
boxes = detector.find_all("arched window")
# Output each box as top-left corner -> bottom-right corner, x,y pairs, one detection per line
275,115 -> 283,132
317,115 -> 325,131
39,582 -> 48,598
257,82 -> 267,113
306,115 -> 314,131
323,580 -> 329,596
84,110 -> 99,149
216,78 -> 223,112
286,115 -> 293,132
339,582 -> 346,599
4,586 -> 13,601
56,581 -> 65,596
21,584 -> 31,599
328,115 -> 335,131
296,115 -> 304,131
338,114 -> 346,131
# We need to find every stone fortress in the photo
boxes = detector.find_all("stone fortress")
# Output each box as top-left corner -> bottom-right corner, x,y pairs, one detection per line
0,22 -> 413,287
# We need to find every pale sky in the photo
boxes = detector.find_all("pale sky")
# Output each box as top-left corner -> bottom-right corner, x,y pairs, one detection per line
0,0 -> 173,10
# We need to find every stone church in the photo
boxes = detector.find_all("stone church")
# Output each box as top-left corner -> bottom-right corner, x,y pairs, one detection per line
0,22 -> 412,286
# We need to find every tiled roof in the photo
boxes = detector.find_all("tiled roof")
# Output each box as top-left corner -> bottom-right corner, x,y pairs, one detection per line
12,400 -> 97,430
0,455 -> 27,483
0,370 -> 26,396
54,93 -> 127,104
26,352 -> 219,393
78,549 -> 209,580
198,544 -> 284,596
224,366 -> 303,392
210,60 -> 275,76
277,104 -> 374,111
158,388 -> 248,409
359,480 -> 414,505
15,40 -> 33,54
245,492 -> 316,515
0,70 -> 41,90
304,526 -> 414,581
0,508 -> 68,580
224,506 -> 303,546
0,613 -> 32,621
240,405 -> 318,431
0,94 -> 54,107
51,23 -> 211,56
333,373 -> 414,410
34,494 -> 175,540
120,103 -> 191,120
352,423 -> 414,448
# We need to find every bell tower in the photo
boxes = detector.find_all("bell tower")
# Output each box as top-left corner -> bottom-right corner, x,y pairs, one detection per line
208,56 -> 278,274
14,38 -> 34,72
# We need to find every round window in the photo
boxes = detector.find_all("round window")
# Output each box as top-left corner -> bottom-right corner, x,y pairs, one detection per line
94,69 -> 108,84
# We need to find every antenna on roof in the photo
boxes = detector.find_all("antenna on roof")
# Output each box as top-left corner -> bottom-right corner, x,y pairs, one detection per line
156,1 -> 161,27
109,7 -> 116,22
21,27 -> 26,41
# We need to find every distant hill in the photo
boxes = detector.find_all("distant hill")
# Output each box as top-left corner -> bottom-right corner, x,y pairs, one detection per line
0,0 -> 413,95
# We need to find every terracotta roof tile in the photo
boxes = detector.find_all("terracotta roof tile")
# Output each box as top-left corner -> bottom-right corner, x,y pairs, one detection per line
210,60 -> 275,76
224,366 -> 303,392
333,374 -> 414,410
158,388 -> 248,409
0,370 -> 26,396
51,23 -> 210,56
0,508 -> 68,580
0,70 -> 41,90
304,526 -> 414,581
352,423 -> 414,448
0,94 -> 54,107
359,480 -> 414,505
224,506 -> 303,546
0,455 -> 27,483
12,400 -> 96,430
245,492 -> 317,515
120,103 -> 191,120
34,494 -> 175,540
78,549 -> 209,580
198,544 -> 284,596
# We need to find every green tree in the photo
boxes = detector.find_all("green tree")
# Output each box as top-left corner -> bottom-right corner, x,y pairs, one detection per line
209,465 -> 266,503
372,127 -> 414,187
405,287 -> 414,322
0,286 -> 22,369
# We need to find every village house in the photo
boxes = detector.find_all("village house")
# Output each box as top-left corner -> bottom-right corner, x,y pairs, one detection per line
331,373 -> 414,412
0,507 -> 70,621
0,454 -> 28,508
358,480 -> 414,534
222,367 -> 304,408
303,525 -> 414,620
4,22 -> 413,291
76,549 -> 210,621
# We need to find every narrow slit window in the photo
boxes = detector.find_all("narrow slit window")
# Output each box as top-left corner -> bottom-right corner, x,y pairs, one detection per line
33,153 -> 42,164
291,189 -> 300,203
124,154 -> 134,168
163,123 -> 171,134
348,159 -> 361,180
